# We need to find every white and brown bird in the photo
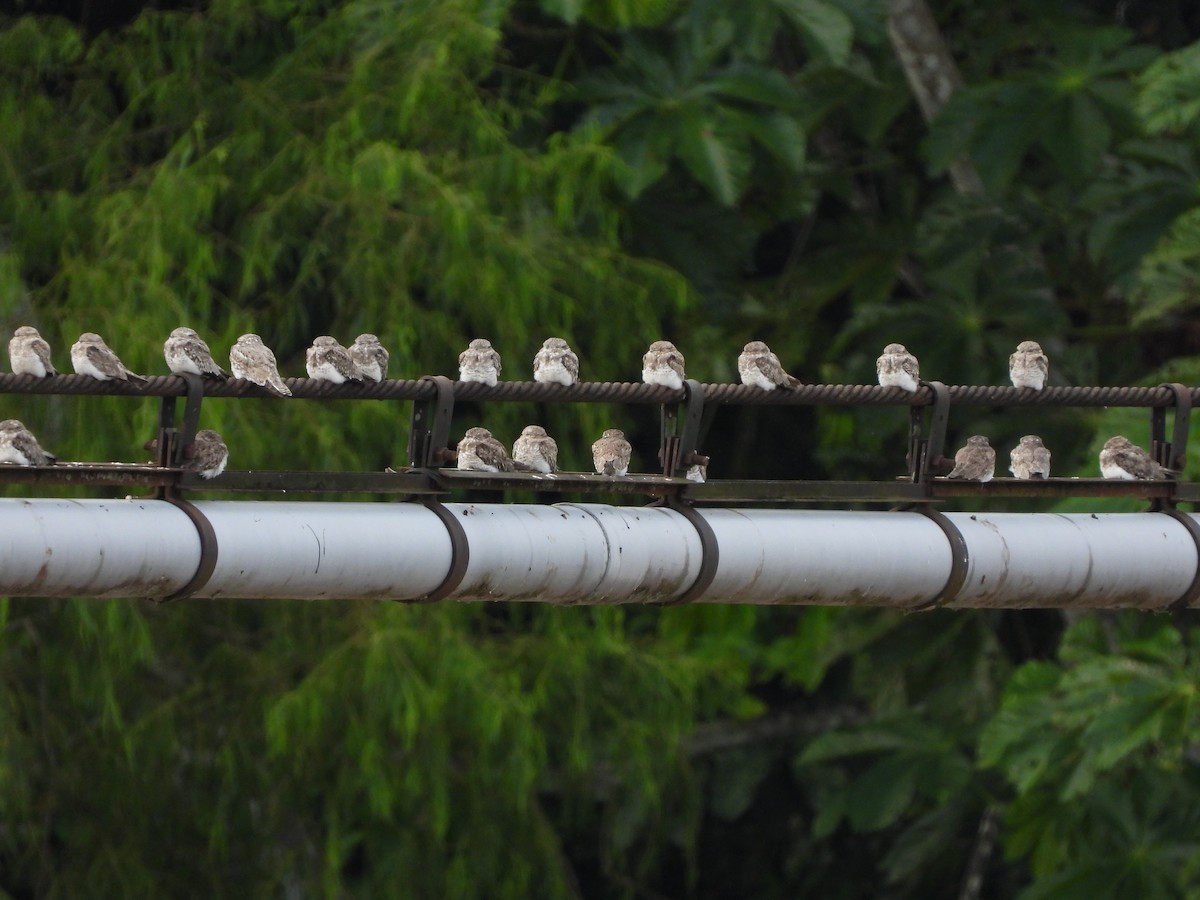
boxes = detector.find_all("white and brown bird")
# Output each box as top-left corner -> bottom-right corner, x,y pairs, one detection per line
229,334 -> 291,397
458,338 -> 502,386
738,340 -> 800,391
164,327 -> 227,377
306,336 -> 363,384
0,419 -> 54,466
512,425 -> 559,474
182,429 -> 229,479
1009,435 -> 1052,480
532,337 -> 579,386
876,343 -> 920,392
1099,436 -> 1170,480
456,426 -> 516,472
1009,340 -> 1049,390
70,332 -> 148,383
9,326 -> 56,378
642,340 -> 686,389
947,435 -> 996,482
592,428 -> 633,476
349,333 -> 389,383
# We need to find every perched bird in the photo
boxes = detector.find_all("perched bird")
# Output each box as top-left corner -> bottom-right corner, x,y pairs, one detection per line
1009,340 -> 1049,390
456,426 -> 516,472
0,419 -> 54,466
1099,436 -> 1170,480
592,428 -> 633,477
349,333 -> 389,383
642,340 -> 686,390
306,336 -> 363,384
512,425 -> 559,474
1009,435 -> 1052,480
532,337 -> 579,386
738,340 -> 800,391
229,334 -> 291,397
876,343 -> 920,392
164,327 -> 227,377
947,435 -> 996,482
183,429 -> 229,479
9,326 -> 56,378
70,332 -> 148,383
458,338 -> 502,386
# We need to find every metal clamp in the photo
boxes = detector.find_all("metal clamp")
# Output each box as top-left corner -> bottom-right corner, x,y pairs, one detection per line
910,506 -> 969,611
1157,509 -> 1200,611
907,380 -> 952,489
157,491 -> 219,602
1152,382 -> 1191,473
408,375 -> 457,468
404,497 -> 471,603
653,496 -> 720,606
154,373 -> 206,468
660,378 -> 709,477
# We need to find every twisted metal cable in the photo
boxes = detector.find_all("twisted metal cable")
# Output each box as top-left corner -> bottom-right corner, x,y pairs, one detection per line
0,373 -> 1190,407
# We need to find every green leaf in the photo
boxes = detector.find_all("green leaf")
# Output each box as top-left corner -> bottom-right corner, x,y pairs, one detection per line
776,0 -> 854,65
845,755 -> 918,832
537,0 -> 585,24
674,111 -> 752,206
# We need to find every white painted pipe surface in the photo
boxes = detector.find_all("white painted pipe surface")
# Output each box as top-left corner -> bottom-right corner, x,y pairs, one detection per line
0,499 -> 1194,608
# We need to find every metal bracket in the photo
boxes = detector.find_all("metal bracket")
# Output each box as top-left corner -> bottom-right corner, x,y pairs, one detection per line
404,497 -> 471,603
653,495 -> 720,606
156,490 -> 219,602
908,506 -> 970,610
408,375 -> 456,468
907,381 -> 952,489
154,374 -> 206,469
659,379 -> 709,477
1151,382 -> 1191,473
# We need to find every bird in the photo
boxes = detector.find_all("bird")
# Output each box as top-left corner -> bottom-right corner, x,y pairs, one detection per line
1009,435 -> 1052,479
306,336 -> 363,384
642,340 -> 686,389
947,435 -> 996,482
592,428 -> 633,476
70,332 -> 148,383
532,337 -> 579,386
738,340 -> 800,391
164,327 -> 227,377
0,419 -> 54,466
458,338 -> 502,386
686,463 -> 707,483
456,426 -> 516,472
1099,436 -> 1170,480
8,326 -> 56,378
182,429 -> 229,479
1009,340 -> 1049,390
876,343 -> 920,392
229,334 -> 291,397
512,425 -> 559,474
349,333 -> 389,383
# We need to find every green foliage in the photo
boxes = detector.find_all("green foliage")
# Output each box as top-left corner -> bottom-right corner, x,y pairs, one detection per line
6,0 -> 1200,897
980,617 -> 1200,897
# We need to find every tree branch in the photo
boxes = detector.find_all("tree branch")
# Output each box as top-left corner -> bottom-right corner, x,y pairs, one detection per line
887,0 -> 985,196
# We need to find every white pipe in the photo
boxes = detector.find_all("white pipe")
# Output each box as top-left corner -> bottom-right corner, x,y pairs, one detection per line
0,499 -> 1194,608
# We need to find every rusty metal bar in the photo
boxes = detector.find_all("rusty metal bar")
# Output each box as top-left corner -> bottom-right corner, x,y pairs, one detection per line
0,373 -> 1196,408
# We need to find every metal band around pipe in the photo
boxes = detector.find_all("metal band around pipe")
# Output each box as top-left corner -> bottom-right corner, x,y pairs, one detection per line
913,506 -> 970,610
654,501 -> 720,606
406,498 -> 471,603
1159,509 -> 1200,611
158,493 -> 219,602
